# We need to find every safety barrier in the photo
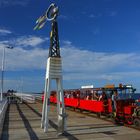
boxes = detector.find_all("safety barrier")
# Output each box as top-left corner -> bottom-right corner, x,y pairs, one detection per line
0,99 -> 8,139
65,98 -> 79,108
79,100 -> 104,113
14,93 -> 35,103
50,96 -> 104,113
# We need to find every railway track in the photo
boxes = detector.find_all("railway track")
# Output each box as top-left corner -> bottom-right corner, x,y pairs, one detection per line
36,99 -> 140,131
66,106 -> 140,131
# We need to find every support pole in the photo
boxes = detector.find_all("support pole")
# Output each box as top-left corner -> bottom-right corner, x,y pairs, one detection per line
57,78 -> 66,134
41,57 -> 67,134
1,46 -> 5,101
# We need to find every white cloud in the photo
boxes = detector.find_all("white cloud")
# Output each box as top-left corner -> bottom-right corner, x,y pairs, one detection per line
12,36 -> 49,47
0,47 -> 48,70
89,14 -> 96,18
92,29 -> 100,35
89,13 -> 102,18
59,15 -> 68,20
61,46 -> 139,73
1,40 -> 140,91
0,42 -> 139,76
61,40 -> 72,46
0,28 -> 12,35
109,11 -> 117,17
63,72 -> 122,81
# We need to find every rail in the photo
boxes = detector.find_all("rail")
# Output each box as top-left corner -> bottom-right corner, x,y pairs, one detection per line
14,93 -> 35,103
0,99 -> 8,139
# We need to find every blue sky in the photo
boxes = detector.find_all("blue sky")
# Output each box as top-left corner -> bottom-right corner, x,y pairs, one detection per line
0,0 -> 140,92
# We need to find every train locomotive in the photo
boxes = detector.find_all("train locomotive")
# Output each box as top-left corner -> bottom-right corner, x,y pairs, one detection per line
42,84 -> 140,127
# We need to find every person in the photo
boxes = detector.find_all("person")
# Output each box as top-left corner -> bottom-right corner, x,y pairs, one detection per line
99,91 -> 107,101
99,91 -> 108,113
92,91 -> 99,100
111,90 -> 118,116
86,95 -> 90,100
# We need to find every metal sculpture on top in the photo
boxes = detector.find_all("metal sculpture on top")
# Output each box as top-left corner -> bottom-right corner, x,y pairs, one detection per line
34,3 -> 60,57
34,3 -> 67,135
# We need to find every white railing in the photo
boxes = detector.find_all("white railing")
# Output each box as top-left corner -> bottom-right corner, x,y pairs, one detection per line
14,93 -> 35,103
0,99 -> 8,139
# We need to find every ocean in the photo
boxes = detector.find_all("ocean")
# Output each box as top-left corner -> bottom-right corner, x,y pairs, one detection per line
118,93 -> 140,106
118,93 -> 140,99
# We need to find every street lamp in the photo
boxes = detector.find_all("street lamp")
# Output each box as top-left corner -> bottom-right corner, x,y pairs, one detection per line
1,45 -> 14,101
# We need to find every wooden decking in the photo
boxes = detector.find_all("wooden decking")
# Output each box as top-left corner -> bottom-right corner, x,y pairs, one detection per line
1,102 -> 140,140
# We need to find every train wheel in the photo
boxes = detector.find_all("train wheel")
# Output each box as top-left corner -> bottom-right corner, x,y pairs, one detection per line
105,113 -> 110,118
111,112 -> 116,118
133,118 -> 140,127
110,113 -> 116,122
111,117 -> 119,124
126,117 -> 133,125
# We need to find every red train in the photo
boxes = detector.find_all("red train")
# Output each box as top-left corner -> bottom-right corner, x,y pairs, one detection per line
42,84 -> 140,127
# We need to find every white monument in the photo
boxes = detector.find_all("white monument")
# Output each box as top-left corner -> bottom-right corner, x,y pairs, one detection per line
34,3 -> 67,134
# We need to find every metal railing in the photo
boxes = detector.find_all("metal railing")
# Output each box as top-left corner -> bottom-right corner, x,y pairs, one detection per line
0,99 -> 8,139
14,93 -> 35,103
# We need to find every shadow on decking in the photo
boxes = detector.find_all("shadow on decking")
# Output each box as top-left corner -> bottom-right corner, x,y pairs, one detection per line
1,105 -> 10,140
16,103 -> 39,140
22,103 -> 121,139
25,103 -> 79,140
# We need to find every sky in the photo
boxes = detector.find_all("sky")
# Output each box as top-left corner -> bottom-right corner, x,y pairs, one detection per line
0,0 -> 140,93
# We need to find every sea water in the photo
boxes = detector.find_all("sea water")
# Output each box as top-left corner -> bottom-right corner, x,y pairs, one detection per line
118,93 -> 140,106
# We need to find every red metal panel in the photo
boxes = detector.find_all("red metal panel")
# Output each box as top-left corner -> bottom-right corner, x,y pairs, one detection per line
116,100 -> 125,114
94,101 -> 104,112
116,99 -> 135,114
49,96 -> 57,103
124,105 -> 136,115
50,96 -> 54,103
64,98 -> 79,107
79,100 -> 104,113
108,99 -> 112,113
42,95 -> 44,102
42,95 -> 57,103
53,97 -> 57,103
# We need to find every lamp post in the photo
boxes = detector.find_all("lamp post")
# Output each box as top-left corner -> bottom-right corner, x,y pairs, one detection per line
1,45 -> 13,101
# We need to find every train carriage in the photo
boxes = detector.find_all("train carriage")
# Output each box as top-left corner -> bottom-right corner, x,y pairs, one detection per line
41,84 -> 140,127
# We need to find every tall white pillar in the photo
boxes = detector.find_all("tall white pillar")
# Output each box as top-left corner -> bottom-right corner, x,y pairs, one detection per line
41,57 -> 67,134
